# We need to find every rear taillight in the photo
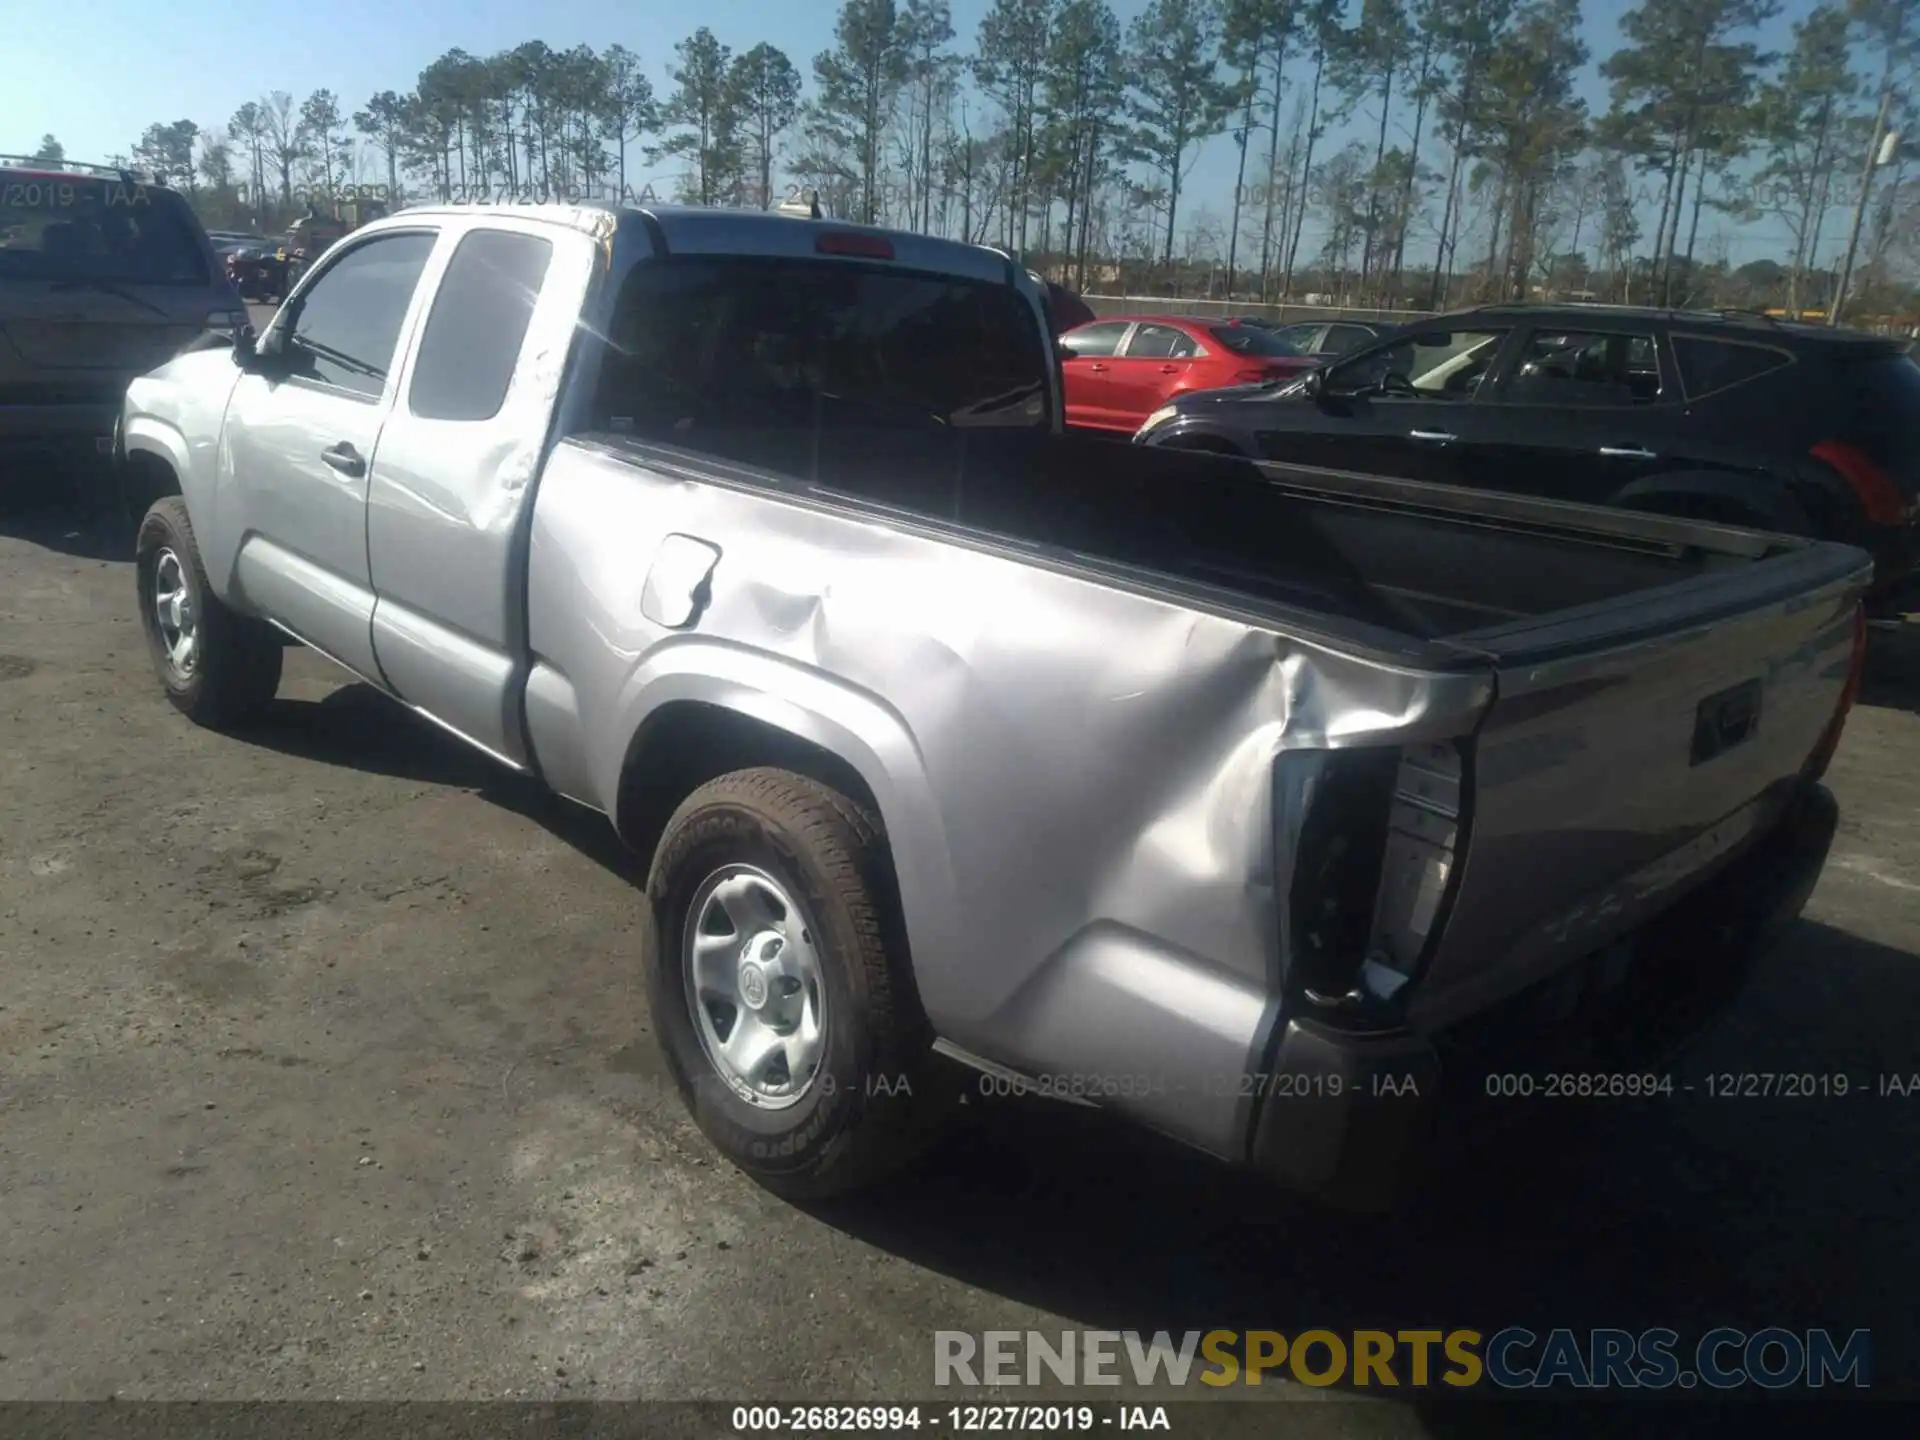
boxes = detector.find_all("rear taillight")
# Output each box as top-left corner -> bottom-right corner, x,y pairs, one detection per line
1804,602 -> 1867,783
1811,439 -> 1909,526
1275,742 -> 1467,1015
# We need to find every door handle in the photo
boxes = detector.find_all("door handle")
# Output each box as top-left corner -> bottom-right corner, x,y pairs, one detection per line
1409,429 -> 1458,443
1159,364 -> 1180,374
1088,363 -> 1109,372
320,442 -> 365,478
1599,446 -> 1657,460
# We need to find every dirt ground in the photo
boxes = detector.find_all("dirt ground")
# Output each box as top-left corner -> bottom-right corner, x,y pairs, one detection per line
2,476 -> 1918,1428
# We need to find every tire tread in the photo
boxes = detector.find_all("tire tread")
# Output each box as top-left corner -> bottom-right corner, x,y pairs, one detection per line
136,497 -> 283,728
647,766 -> 938,1198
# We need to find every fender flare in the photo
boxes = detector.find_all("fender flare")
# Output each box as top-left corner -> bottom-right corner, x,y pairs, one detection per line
1608,469 -> 1813,535
121,415 -> 192,490
602,640 -> 965,1021
1145,421 -> 1252,456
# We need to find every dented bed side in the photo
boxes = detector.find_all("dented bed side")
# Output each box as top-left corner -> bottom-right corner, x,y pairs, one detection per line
519,439 -> 1499,1159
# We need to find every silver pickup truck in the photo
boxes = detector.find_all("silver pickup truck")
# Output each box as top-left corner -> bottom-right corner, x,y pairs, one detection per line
117,203 -> 1871,1211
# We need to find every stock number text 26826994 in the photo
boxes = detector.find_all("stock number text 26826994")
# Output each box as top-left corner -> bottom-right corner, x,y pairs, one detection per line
730,1406 -> 1123,1432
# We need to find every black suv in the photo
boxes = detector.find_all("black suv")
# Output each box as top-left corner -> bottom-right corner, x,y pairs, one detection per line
3,156 -> 245,470
1137,303 -> 1920,613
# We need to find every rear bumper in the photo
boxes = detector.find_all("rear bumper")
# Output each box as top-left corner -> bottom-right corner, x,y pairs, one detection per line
1249,782 -> 1840,1211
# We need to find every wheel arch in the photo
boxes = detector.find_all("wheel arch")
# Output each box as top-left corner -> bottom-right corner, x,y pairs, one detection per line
601,654 -> 961,1020
1609,469 -> 1813,534
120,418 -> 189,515
1152,424 -> 1250,456
616,700 -> 885,871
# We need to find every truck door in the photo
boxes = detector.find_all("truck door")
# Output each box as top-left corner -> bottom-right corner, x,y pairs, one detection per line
219,228 -> 439,678
365,219 -> 598,764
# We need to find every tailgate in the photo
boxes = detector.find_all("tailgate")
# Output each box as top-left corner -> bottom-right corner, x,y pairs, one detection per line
1407,539 -> 1869,1028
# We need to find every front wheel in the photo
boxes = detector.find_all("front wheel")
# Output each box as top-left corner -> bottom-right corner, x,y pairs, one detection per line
643,768 -> 942,1199
135,497 -> 283,728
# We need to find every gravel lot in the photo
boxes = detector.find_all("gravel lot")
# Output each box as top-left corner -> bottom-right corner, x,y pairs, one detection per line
2,460 -> 1918,1424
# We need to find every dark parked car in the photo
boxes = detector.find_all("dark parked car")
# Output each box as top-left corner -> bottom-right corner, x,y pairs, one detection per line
1,155 -> 245,470
1269,317 -> 1405,355
1043,279 -> 1096,333
1137,303 -> 1920,614
224,240 -> 294,301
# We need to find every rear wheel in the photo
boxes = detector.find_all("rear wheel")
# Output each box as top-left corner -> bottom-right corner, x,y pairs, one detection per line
135,497 -> 283,728
643,767 -> 942,1199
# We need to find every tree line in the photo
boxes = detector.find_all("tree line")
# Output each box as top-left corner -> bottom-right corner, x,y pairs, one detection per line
28,0 -> 1920,320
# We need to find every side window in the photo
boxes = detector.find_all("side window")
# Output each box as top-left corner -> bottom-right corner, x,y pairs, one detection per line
1062,321 -> 1128,358
1501,328 -> 1663,406
1328,327 -> 1509,400
1275,323 -> 1323,351
1124,323 -> 1199,359
408,229 -> 555,422
1672,336 -> 1793,400
285,231 -> 437,400
1321,324 -> 1374,355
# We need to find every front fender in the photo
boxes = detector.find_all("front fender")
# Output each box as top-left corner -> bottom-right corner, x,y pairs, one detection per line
600,638 -> 961,1000
122,355 -> 244,593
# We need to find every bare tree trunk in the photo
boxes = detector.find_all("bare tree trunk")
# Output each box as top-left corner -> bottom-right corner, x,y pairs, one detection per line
1255,39 -> 1289,297
1390,83 -> 1430,303
1830,79 -> 1896,325
1678,161 -> 1712,305
1225,74 -> 1256,297
1426,60 -> 1476,311
1659,144 -> 1694,304
1481,174 -> 1507,298
1647,144 -> 1678,298
1283,50 -> 1328,295
1077,126 -> 1098,289
1361,65 -> 1395,296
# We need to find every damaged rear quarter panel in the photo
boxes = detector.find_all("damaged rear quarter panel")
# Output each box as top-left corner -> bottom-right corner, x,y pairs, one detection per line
525,441 -> 1494,1157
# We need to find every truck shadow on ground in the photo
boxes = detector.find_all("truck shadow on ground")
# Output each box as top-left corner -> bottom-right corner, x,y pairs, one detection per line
0,478 -> 134,562
236,681 -> 637,882
811,914 -> 1917,1421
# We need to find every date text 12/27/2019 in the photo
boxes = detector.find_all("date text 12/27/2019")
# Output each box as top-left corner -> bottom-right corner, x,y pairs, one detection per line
729,1406 -> 1171,1432
971,1071 -> 1422,1102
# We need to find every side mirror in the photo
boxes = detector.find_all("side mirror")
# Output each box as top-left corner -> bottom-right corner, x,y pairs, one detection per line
243,321 -> 289,374
1300,365 -> 1327,403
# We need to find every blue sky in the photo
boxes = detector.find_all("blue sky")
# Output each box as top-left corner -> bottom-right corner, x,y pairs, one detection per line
6,0 -> 1817,266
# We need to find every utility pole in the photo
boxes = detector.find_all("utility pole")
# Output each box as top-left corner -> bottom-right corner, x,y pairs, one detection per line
1828,85 -> 1896,326
1830,0 -> 1913,326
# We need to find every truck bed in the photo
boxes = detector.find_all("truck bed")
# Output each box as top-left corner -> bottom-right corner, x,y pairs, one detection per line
581,427 -> 1868,1036
796,428 -> 1839,656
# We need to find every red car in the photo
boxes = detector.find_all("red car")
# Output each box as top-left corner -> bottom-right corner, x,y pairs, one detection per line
1059,315 -> 1318,434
